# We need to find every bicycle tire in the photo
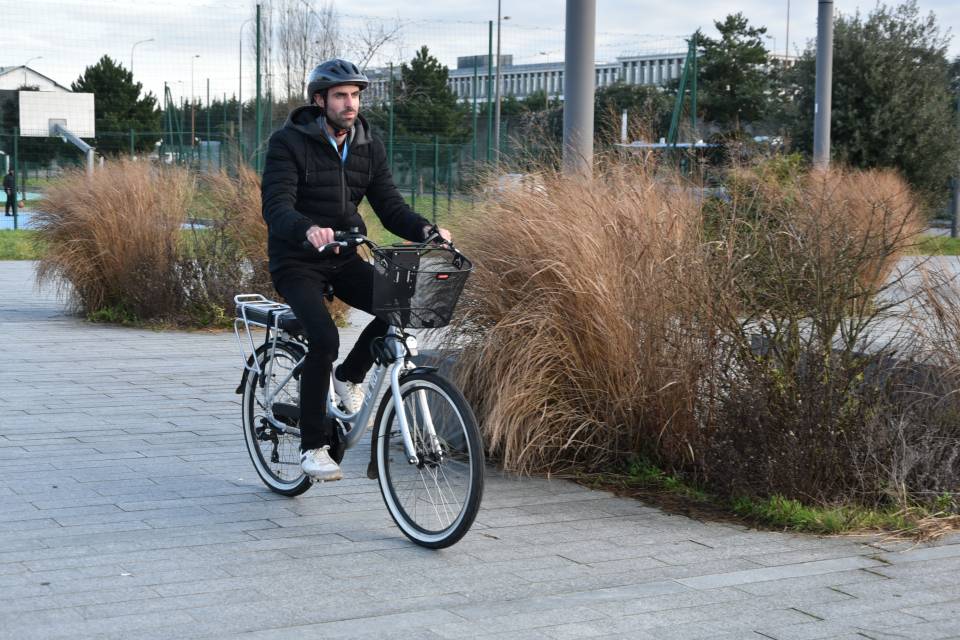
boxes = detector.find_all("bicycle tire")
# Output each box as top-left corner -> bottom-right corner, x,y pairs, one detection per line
373,371 -> 484,548
242,340 -> 312,496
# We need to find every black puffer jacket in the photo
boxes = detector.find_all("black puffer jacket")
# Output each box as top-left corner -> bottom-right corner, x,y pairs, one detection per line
261,106 -> 429,274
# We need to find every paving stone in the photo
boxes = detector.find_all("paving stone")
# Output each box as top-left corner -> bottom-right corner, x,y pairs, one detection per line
2,260 -> 960,639
676,556 -> 883,590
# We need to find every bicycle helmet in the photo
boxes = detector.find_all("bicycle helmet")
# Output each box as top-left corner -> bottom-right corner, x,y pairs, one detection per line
306,59 -> 369,102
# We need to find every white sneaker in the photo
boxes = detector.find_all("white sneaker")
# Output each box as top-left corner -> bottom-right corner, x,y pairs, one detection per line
300,446 -> 342,481
333,374 -> 364,414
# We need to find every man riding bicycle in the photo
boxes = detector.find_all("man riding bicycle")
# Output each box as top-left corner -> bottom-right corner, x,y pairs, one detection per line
261,58 -> 451,482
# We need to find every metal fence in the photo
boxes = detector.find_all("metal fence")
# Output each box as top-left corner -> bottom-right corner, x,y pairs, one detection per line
2,1 -> 688,228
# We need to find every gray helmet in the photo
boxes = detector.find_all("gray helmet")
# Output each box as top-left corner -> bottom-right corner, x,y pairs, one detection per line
306,59 -> 369,101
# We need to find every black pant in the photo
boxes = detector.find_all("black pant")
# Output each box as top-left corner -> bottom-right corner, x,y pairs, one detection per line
272,254 -> 388,451
4,190 -> 12,215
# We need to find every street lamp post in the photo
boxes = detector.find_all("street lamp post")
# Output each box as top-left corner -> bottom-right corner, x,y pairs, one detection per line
239,19 -> 254,140
191,54 -> 200,149
130,38 -> 154,75
493,4 -> 510,169
813,0 -> 834,169
785,0 -> 791,59
22,56 -> 42,87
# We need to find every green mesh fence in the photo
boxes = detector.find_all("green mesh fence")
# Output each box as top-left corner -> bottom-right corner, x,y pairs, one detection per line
4,0 -> 686,222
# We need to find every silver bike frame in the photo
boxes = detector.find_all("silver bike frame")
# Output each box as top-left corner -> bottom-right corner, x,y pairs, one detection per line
234,296 -> 440,465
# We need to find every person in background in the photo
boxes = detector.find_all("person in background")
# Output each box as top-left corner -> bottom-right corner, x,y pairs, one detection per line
3,170 -> 14,216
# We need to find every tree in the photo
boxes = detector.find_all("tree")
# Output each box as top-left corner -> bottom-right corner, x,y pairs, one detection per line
695,14 -> 772,131
392,46 -> 467,142
276,0 -> 340,102
523,89 -> 559,113
71,55 -> 161,154
594,83 -> 673,144
950,55 -> 960,103
783,1 -> 960,206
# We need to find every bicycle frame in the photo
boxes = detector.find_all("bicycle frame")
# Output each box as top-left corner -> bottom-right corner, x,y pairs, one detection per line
234,295 -> 437,465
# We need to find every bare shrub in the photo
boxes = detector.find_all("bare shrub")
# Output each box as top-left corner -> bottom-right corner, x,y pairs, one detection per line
868,261 -> 960,508
35,160 -> 193,319
191,164 -> 273,322
451,161 -> 713,474
36,160 -> 352,326
700,165 -> 928,503
453,154 -> 957,513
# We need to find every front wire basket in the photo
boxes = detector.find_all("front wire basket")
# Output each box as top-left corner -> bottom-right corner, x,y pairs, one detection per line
371,244 -> 472,329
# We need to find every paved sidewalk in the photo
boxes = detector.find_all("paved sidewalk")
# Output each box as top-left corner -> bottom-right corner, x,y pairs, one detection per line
1,260 -> 959,640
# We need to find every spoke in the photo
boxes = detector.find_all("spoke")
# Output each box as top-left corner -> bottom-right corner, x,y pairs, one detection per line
419,465 -> 446,527
410,393 -> 451,528
428,465 -> 456,526
383,383 -> 477,535
251,351 -> 303,483
437,462 -> 464,520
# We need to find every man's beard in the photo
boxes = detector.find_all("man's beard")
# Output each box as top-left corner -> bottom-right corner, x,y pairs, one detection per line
327,109 -> 356,132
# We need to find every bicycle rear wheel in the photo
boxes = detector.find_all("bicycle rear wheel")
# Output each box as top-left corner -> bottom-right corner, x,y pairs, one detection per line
374,371 -> 484,548
242,341 -> 311,496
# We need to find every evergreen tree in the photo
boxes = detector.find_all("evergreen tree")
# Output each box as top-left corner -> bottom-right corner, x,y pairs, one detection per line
393,46 -> 468,142
695,14 -> 772,131
783,1 -> 959,206
71,55 -> 161,154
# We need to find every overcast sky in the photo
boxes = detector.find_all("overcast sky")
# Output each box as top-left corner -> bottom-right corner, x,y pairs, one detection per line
8,0 -> 960,109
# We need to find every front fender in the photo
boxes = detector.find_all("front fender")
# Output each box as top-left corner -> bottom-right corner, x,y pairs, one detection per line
400,365 -> 439,379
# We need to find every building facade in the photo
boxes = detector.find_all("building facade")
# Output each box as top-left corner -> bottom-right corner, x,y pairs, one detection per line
365,52 -> 688,104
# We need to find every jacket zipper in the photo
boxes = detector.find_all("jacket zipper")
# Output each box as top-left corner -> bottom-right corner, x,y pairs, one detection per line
313,133 -> 348,224
339,161 -> 346,220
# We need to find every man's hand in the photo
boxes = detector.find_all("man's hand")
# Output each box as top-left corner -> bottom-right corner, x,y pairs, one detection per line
306,225 -> 339,253
423,225 -> 453,244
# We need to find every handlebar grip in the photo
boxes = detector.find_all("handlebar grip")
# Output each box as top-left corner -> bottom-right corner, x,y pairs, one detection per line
303,227 -> 364,253
302,240 -> 345,256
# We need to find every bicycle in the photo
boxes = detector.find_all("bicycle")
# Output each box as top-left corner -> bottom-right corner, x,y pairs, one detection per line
232,229 -> 484,548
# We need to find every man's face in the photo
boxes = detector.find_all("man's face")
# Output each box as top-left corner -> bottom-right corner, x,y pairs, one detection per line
315,84 -> 361,131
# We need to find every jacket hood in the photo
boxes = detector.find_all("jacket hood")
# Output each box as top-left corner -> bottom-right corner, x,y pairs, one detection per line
283,105 -> 371,146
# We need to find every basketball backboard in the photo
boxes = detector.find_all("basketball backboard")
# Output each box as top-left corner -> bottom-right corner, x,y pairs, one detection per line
19,91 -> 95,138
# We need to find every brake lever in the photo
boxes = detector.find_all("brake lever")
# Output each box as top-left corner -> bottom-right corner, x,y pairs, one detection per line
301,239 -> 347,255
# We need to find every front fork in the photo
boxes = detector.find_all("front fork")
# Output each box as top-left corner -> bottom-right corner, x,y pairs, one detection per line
389,360 -> 419,465
387,333 -> 442,467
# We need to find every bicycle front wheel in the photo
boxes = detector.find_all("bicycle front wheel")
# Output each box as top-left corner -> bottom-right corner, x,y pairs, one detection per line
242,341 -> 311,496
374,371 -> 484,548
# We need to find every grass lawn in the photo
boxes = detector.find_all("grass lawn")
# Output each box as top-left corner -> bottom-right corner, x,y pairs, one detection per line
581,458 -> 955,538
0,230 -> 43,260
913,234 -> 960,255
360,195 -> 476,246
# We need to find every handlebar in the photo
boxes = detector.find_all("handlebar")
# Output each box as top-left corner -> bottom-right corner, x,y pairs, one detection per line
302,225 -> 455,256
301,228 -> 366,256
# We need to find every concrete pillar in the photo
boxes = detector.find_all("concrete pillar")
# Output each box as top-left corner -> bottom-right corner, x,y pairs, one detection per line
562,0 -> 596,177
